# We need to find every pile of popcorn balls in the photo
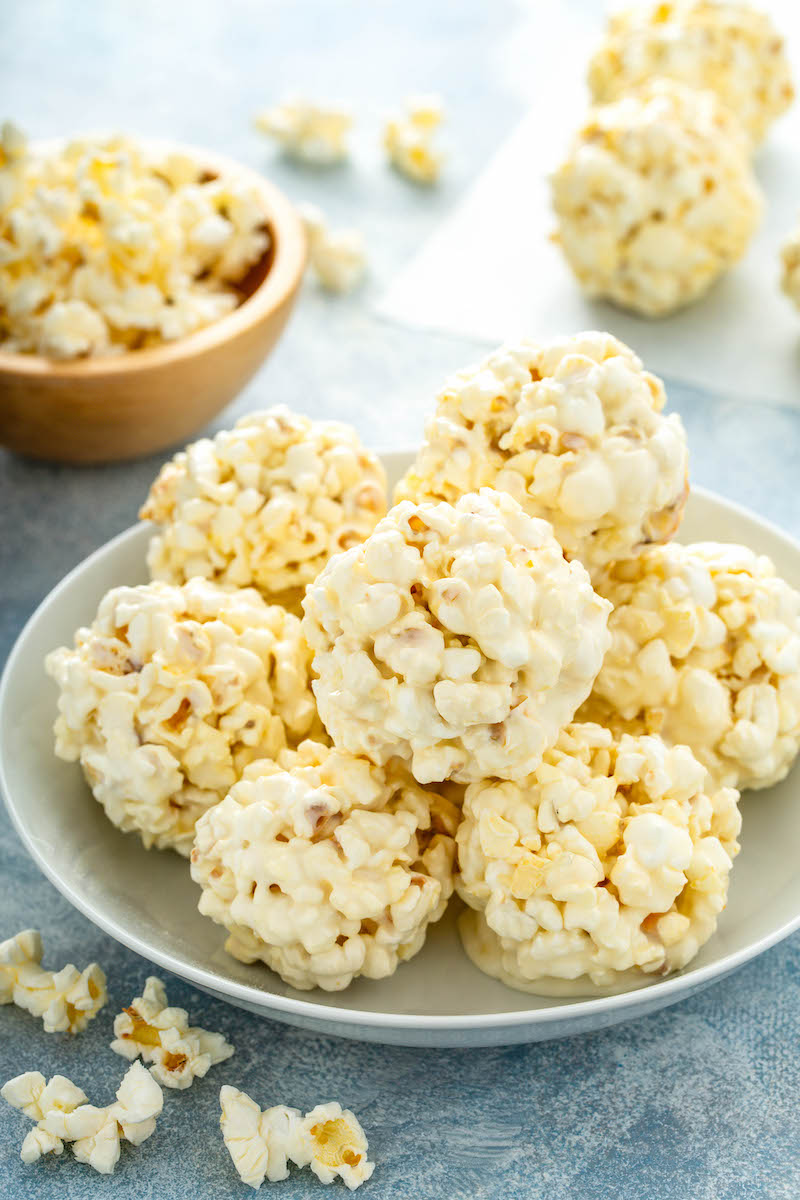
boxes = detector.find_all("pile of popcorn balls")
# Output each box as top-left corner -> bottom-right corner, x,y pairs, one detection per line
551,1 -> 794,317
46,330 -> 800,997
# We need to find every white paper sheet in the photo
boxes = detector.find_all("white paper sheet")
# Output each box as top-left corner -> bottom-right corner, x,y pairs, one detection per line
379,2 -> 800,405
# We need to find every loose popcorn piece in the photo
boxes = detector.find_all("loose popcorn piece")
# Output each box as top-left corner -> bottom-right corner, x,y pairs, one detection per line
45,578 -> 318,855
255,95 -> 352,164
303,488 -> 611,785
0,130 -> 271,358
780,224 -> 800,311
395,331 -> 688,574
383,95 -> 445,184
71,1063 -> 163,1175
192,740 -> 459,990
0,929 -> 107,1033
581,541 -> 800,791
588,0 -> 794,147
551,80 -> 762,316
141,406 -> 387,604
220,1087 -> 374,1191
456,722 -> 741,992
299,203 -> 366,294
111,975 -> 234,1088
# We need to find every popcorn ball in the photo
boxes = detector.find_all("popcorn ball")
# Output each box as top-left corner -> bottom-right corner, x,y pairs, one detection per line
456,722 -> 741,992
551,80 -> 762,316
255,95 -> 352,164
299,203 -> 366,294
383,95 -> 445,184
583,542 -> 800,790
45,578 -> 318,855
588,1 -> 794,147
0,125 -> 270,357
396,332 -> 688,574
0,929 -> 107,1034
191,740 -> 459,990
141,406 -> 387,606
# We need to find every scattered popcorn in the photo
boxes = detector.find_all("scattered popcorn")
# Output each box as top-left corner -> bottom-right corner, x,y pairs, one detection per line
111,975 -> 234,1088
581,541 -> 800,790
0,929 -> 107,1033
299,203 -> 366,294
588,0 -> 794,147
141,406 -> 387,605
457,722 -> 741,992
780,223 -> 800,311
220,1086 -> 374,1190
383,95 -> 445,184
255,95 -> 352,164
303,488 -> 611,785
0,129 -> 271,358
395,331 -> 689,574
192,740 -> 459,990
45,578 -> 318,855
551,79 -> 762,316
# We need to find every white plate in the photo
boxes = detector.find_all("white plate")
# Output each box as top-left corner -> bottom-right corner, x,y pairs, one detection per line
2,450 -> 800,1047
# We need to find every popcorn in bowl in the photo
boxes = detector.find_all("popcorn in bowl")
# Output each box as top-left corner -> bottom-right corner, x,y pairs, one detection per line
582,541 -> 800,791
395,332 -> 689,574
456,722 -> 741,993
141,406 -> 387,608
302,488 -> 611,784
0,124 -> 271,358
190,740 -> 460,991
45,578 -> 318,855
587,0 -> 794,147
551,80 -> 762,316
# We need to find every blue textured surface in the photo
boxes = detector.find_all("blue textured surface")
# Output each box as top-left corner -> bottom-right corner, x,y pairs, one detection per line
1,1 -> 800,1196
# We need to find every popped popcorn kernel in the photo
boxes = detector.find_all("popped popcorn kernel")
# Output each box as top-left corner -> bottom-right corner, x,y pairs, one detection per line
383,95 -> 445,184
300,1103 -> 375,1190
780,224 -> 800,311
255,95 -> 352,164
0,929 -> 107,1033
300,203 -> 366,294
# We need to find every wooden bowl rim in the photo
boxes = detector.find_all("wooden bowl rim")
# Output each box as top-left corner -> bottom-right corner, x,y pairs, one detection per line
0,139 -> 307,380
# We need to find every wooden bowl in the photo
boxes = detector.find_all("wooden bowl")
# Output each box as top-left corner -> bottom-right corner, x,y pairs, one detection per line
0,146 -> 307,464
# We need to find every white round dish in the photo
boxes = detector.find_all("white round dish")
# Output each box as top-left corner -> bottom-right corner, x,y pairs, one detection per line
2,450 -> 800,1047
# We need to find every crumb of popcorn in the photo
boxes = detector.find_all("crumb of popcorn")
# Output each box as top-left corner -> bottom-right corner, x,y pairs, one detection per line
110,975 -> 234,1088
255,95 -> 352,164
0,929 -> 107,1033
456,722 -> 741,992
551,80 -> 762,316
192,739 -> 459,990
45,578 -> 319,855
581,541 -> 800,790
0,129 -> 270,358
395,331 -> 689,574
303,488 -> 611,785
588,0 -> 794,147
780,224 -> 800,311
299,203 -> 366,294
383,94 -> 445,184
140,406 -> 387,604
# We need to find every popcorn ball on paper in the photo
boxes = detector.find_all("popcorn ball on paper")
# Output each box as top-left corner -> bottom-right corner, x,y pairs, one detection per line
395,331 -> 688,573
255,95 -> 352,164
300,203 -> 366,294
303,489 -> 611,785
192,740 -> 459,990
141,407 -> 387,606
45,578 -> 318,855
383,95 -> 445,184
0,929 -> 107,1033
456,723 -> 741,992
588,0 -> 794,147
582,541 -> 800,790
551,80 -> 762,316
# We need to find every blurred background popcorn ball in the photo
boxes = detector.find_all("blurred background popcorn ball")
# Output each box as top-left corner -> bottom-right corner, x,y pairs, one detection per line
141,406 -> 387,607
45,578 -> 318,855
395,332 -> 689,574
190,740 -> 460,990
588,0 -> 794,147
456,723 -> 741,993
551,80 -> 762,316
302,488 -> 611,784
582,541 -> 800,791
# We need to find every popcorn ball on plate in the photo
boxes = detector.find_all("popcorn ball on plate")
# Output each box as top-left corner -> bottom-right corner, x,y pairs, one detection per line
588,0 -> 794,147
45,578 -> 318,855
302,488 -> 611,784
456,722 -> 741,993
551,80 -> 762,316
582,541 -> 800,790
191,740 -> 460,990
396,332 -> 688,573
141,407 -> 387,607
